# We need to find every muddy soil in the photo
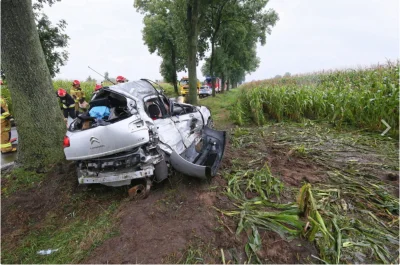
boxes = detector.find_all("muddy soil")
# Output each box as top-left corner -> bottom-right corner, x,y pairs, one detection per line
2,123 -> 397,264
84,175 -> 222,264
1,162 -> 126,257
84,129 -> 322,264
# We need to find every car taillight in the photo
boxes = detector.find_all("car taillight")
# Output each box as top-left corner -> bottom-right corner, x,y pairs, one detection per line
63,136 -> 70,148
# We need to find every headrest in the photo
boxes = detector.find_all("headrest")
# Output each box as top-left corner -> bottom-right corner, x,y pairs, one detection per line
148,104 -> 161,119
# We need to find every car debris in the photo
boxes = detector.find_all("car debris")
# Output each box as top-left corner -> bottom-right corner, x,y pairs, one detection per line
63,79 -> 226,198
37,249 -> 59,255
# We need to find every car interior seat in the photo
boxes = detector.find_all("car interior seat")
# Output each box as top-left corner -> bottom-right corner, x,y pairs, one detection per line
148,104 -> 161,120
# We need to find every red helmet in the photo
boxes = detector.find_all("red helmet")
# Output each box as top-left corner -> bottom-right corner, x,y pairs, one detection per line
116,76 -> 126,83
73,80 -> 80,86
57,88 -> 67,97
94,84 -> 102,91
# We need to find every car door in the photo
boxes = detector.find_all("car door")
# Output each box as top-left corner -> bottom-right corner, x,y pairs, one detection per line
144,94 -> 186,154
174,105 -> 203,147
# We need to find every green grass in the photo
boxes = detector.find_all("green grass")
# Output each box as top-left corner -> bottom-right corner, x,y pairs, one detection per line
233,61 -> 399,137
200,89 -> 240,128
163,241 -> 219,264
158,82 -> 179,98
1,202 -> 120,264
1,167 -> 45,196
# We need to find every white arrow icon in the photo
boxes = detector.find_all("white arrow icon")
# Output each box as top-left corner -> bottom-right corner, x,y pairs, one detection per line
381,119 -> 391,136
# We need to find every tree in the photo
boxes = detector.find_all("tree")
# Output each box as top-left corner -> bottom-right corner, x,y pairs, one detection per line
284,72 -> 291,77
86,76 -> 93,82
138,0 -> 186,94
104,72 -> 109,81
202,0 -> 230,96
134,0 -> 185,93
135,0 -> 205,96
1,1 -> 70,80
135,0 -> 209,102
185,0 -> 206,105
202,0 -> 278,92
35,13 -> 69,77
2,0 -> 66,170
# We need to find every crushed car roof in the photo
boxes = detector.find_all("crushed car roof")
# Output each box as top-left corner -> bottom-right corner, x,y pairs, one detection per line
106,80 -> 159,99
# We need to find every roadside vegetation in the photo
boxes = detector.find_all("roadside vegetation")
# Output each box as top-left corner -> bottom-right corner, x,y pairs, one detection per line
2,62 -> 398,264
200,62 -> 399,264
231,61 -> 399,137
1,164 -> 125,264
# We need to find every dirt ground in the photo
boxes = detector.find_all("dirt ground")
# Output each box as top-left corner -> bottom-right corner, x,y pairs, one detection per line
84,126 -> 324,264
1,123 -> 398,264
1,163 -> 126,256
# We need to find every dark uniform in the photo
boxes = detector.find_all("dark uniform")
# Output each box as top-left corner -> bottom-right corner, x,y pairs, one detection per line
56,92 -> 76,119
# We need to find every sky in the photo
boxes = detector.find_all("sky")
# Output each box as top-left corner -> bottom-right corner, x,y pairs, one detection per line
42,0 -> 399,82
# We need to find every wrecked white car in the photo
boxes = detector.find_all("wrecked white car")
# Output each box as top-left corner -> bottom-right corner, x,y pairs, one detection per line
63,79 -> 226,197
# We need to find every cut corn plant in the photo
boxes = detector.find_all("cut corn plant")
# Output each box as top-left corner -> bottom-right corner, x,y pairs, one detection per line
219,165 -> 304,263
297,173 -> 399,264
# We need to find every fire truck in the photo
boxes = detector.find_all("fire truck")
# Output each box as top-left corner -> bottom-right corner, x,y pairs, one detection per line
178,77 -> 201,96
205,76 -> 221,92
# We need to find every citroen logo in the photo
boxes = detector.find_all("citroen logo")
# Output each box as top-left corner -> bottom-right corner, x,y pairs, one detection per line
90,136 -> 100,145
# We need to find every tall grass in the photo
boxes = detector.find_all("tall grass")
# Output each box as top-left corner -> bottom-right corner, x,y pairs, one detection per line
52,80 -> 99,102
232,61 -> 399,136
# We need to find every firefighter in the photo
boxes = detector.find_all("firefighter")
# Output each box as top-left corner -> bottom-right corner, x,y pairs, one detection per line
56,88 -> 76,126
0,96 -> 16,153
116,76 -> 127,83
70,80 -> 86,116
91,84 -> 103,100
94,84 -> 102,92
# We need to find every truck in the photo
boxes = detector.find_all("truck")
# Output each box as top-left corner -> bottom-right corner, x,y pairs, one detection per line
178,77 -> 200,96
205,76 -> 222,93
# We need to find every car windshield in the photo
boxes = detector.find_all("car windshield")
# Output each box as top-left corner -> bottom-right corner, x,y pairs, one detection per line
180,79 -> 189,85
107,80 -> 158,100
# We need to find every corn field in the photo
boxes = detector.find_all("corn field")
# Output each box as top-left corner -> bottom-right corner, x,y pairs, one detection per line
231,61 -> 399,136
1,80 -> 174,114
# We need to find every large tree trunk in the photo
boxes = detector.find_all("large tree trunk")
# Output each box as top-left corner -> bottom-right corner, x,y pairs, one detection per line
210,40 -> 216,97
2,0 -> 66,170
186,0 -> 200,105
221,74 -> 225,94
171,45 -> 179,95
209,5 -> 225,97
